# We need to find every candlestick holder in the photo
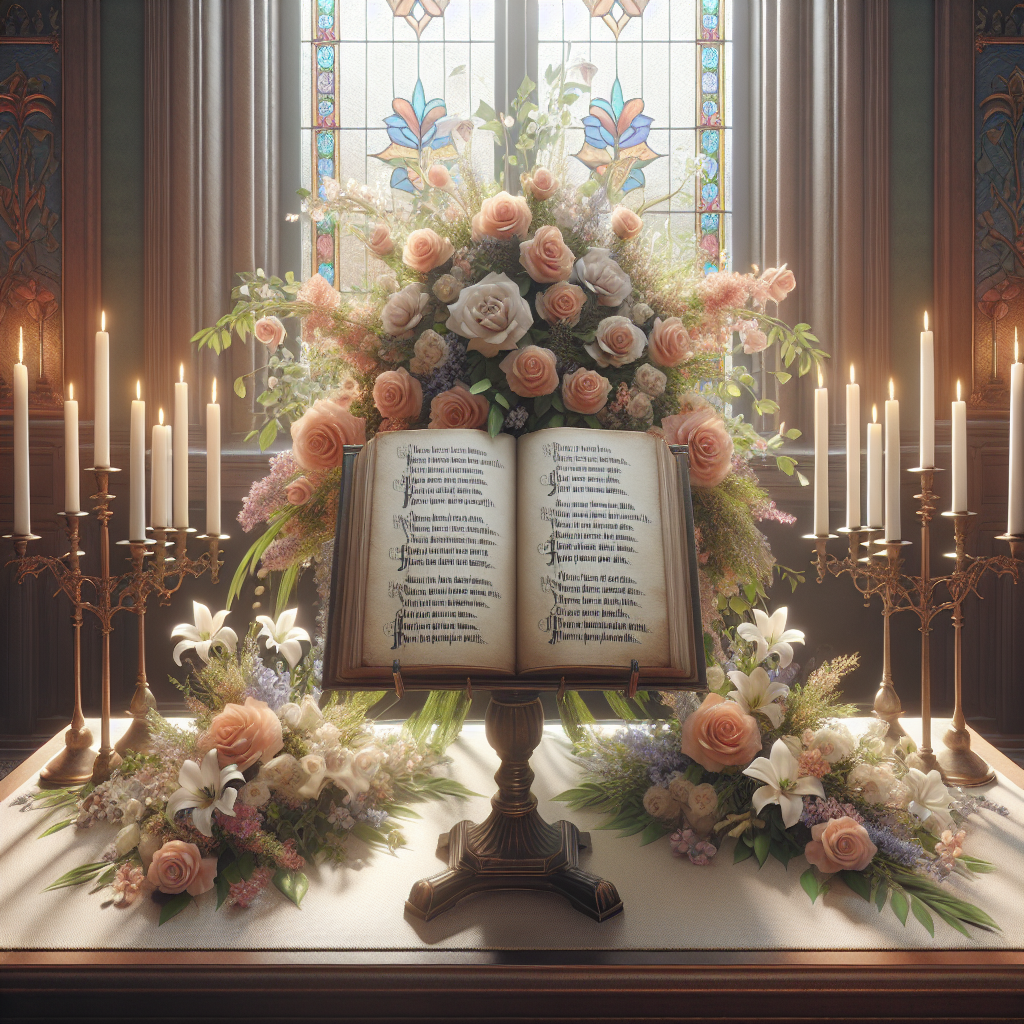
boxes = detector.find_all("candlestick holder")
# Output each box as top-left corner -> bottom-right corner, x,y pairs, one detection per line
811,473 -> 1021,785
5,470 -> 228,784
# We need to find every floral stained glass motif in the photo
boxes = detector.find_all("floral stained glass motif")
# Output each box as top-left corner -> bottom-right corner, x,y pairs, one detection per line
385,0 -> 450,38
697,0 -> 725,273
370,79 -> 459,194
582,0 -> 650,40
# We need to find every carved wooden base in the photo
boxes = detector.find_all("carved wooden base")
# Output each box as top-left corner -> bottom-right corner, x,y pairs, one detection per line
405,690 -> 623,923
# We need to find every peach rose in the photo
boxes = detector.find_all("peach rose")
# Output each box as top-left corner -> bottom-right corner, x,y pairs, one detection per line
426,163 -> 452,189
649,317 -> 695,368
254,315 -> 286,354
409,329 -> 450,375
586,315 -> 647,367
285,476 -> 315,506
147,840 -> 218,896
291,398 -> 367,472
367,223 -> 394,256
382,284 -> 430,339
804,816 -> 877,873
535,281 -> 586,326
561,367 -> 612,415
523,166 -> 559,200
570,247 -> 632,307
661,407 -> 734,488
471,190 -> 533,241
610,205 -> 643,240
499,345 -> 559,398
679,693 -> 762,772
402,228 -> 455,275
519,225 -> 574,284
372,366 -> 423,420
738,319 -> 768,354
634,363 -> 667,397
429,384 -> 490,429
201,696 -> 284,771
760,264 -> 796,303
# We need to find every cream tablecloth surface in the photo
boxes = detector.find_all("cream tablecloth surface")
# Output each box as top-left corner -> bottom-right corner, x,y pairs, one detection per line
1,718 -> 1021,952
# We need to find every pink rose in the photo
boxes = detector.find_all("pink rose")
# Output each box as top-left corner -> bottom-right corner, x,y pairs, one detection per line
200,695 -> 284,771
561,367 -> 612,415
285,476 -> 315,506
471,190 -> 533,241
523,166 -> 559,201
535,281 -> 586,326
402,228 -> 455,275
738,319 -> 768,354
519,225 -> 574,284
649,317 -> 695,368
661,407 -> 734,488
679,693 -> 762,772
760,264 -> 796,303
804,816 -> 877,873
147,840 -> 218,896
499,345 -> 559,398
290,398 -> 366,472
429,384 -> 490,429
610,206 -> 643,240
367,223 -> 394,256
372,367 -> 423,420
426,164 -> 452,189
254,316 -> 286,354
586,315 -> 647,367
381,283 -> 430,339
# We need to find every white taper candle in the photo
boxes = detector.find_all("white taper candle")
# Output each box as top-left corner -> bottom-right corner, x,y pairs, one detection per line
846,364 -> 861,529
951,380 -> 968,514
866,404 -> 883,529
13,331 -> 29,536
1009,338 -> 1024,535
94,311 -> 109,468
920,311 -> 934,468
129,381 -> 146,541
65,383 -> 80,513
173,364 -> 189,528
885,379 -> 901,542
813,368 -> 829,536
151,411 -> 168,529
206,378 -> 221,536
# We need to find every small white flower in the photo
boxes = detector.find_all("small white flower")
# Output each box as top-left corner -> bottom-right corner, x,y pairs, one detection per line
736,607 -> 805,668
705,664 -> 725,690
278,694 -> 323,734
165,749 -> 243,837
726,666 -> 789,729
256,608 -> 311,670
121,797 -> 144,826
743,738 -> 825,828
239,780 -> 271,808
113,822 -> 140,858
811,721 -> 856,764
171,601 -> 238,666
902,768 -> 954,833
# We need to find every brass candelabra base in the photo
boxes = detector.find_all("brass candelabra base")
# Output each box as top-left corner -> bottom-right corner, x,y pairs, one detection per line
936,724 -> 996,787
39,721 -> 96,787
405,691 -> 623,923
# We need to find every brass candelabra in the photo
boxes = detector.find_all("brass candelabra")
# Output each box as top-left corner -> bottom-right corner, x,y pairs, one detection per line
5,467 -> 227,786
809,468 -> 1022,787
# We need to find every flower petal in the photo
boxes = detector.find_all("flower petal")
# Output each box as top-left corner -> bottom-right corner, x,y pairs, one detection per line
768,738 -> 799,779
791,776 -> 826,799
165,788 -> 198,820
278,608 -> 298,634
751,785 -> 777,817
779,791 -> 804,828
191,804 -> 214,837
171,640 -> 194,666
178,757 -> 205,793
279,640 -> 303,670
200,748 -> 221,789
756,701 -> 784,729
210,608 -> 230,634
742,758 -> 777,787
170,624 -> 202,641
216,626 -> 238,654
193,601 -> 214,636
771,641 -> 794,668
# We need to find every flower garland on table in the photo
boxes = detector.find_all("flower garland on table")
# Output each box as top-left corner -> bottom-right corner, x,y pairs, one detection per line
555,606 -> 1008,939
18,603 -> 472,924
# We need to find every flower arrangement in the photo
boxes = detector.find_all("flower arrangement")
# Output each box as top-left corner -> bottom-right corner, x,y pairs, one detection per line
554,607 -> 1006,938
22,603 -> 471,923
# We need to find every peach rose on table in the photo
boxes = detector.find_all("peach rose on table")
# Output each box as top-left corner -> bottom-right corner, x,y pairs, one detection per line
429,384 -> 490,429
381,284 -> 430,339
499,345 -> 558,398
535,281 -> 586,326
610,205 -> 643,240
679,693 -> 762,772
471,190 -> 533,241
519,225 -> 574,284
200,696 -> 284,772
290,398 -> 366,472
522,166 -> 559,200
586,315 -> 647,368
254,315 -> 286,354
366,222 -> 394,256
569,247 -> 632,307
804,816 -> 877,873
372,367 -> 423,420
649,317 -> 695,368
561,367 -> 612,415
425,163 -> 452,189
285,476 -> 315,506
147,840 -> 218,896
660,407 -> 734,488
445,272 -> 534,357
402,227 -> 455,275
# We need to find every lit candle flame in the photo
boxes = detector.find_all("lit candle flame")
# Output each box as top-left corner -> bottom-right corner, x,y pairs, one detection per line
850,364 -> 855,384
136,380 -> 141,401
158,407 -> 164,426
212,378 -> 217,404
817,367 -> 823,389
101,311 -> 105,332
872,404 -> 878,423
957,379 -> 962,402
180,363 -> 184,383
1017,338 -> 1020,364
889,379 -> 895,401
924,311 -> 929,332
69,383 -> 74,401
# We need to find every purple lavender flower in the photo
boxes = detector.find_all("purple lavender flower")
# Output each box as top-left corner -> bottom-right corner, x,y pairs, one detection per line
799,796 -> 864,827
861,821 -> 926,869
420,336 -> 468,406
238,452 -> 298,532
246,662 -> 292,711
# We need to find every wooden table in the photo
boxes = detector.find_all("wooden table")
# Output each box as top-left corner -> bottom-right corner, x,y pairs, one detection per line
1,723 -> 1021,1024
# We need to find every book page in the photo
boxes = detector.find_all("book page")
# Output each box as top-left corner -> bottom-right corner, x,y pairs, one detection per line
361,430 -> 517,673
516,428 -> 670,674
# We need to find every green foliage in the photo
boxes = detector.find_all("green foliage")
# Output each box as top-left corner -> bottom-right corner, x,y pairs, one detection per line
780,655 -> 861,737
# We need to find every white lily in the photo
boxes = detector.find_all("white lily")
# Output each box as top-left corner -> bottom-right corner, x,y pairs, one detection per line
726,667 -> 789,728
256,608 -> 311,670
744,738 -> 825,828
171,601 -> 238,666
165,749 -> 244,837
903,767 -> 954,833
736,606 -> 805,668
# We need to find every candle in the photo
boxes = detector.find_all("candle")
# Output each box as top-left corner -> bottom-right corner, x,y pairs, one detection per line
129,380 -> 146,541
951,380 -> 968,514
94,311 -> 109,468
1010,337 -> 1024,535
165,421 -> 173,526
885,379 -> 901,542
846,364 -> 861,529
867,404 -> 883,528
13,331 -> 29,536
173,364 -> 189,528
65,383 -> 80,513
920,311 -> 934,468
151,410 -> 169,528
813,367 -> 829,536
206,378 -> 221,536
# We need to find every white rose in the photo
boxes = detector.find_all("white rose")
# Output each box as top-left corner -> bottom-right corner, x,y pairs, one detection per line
445,272 -> 534,358
811,722 -> 856,764
847,763 -> 897,805
121,797 -> 145,826
295,754 -> 329,800
633,363 -> 667,397
114,823 -> 140,858
705,665 -> 725,690
239,779 -> 272,808
279,694 -> 323,733
381,283 -> 430,339
570,247 -> 633,307
258,753 -> 303,793
631,302 -> 654,325
585,314 -> 647,368
409,329 -> 450,375
314,722 -> 342,749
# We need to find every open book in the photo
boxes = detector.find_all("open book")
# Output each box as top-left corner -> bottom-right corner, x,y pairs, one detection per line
324,427 -> 704,689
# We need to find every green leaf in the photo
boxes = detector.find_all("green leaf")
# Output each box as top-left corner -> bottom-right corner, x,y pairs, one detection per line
44,862 -> 108,891
272,869 -> 309,908
753,829 -> 770,867
910,895 -> 935,936
776,456 -> 796,476
215,872 -> 230,910
469,378 -> 491,395
890,888 -> 910,925
800,868 -> 820,903
158,892 -> 193,925
236,852 -> 255,881
840,870 -> 872,902
874,879 -> 889,913
233,376 -> 247,399
639,820 -> 670,846
734,840 -> 755,864
785,427 -> 802,439
534,393 -> 553,417
548,413 -> 564,429
220,860 -> 243,885
487,404 -> 504,437
775,371 -> 792,384
38,818 -> 74,837
494,392 -> 510,410
258,419 -> 279,451
931,903 -> 971,937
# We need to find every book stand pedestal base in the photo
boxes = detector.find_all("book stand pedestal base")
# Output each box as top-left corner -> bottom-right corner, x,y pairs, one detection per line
405,690 -> 623,923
